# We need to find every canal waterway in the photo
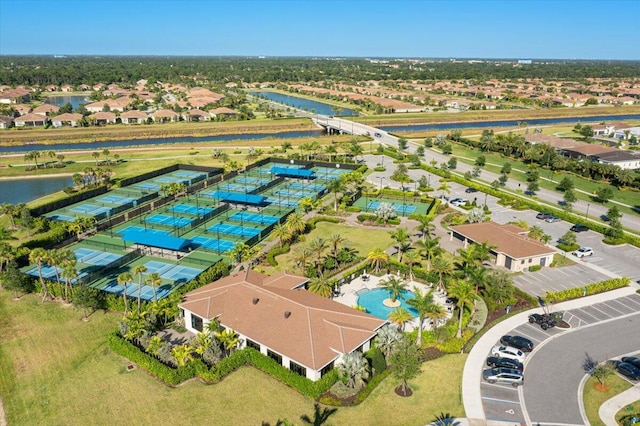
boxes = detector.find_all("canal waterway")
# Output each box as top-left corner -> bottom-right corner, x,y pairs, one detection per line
250,91 -> 357,116
0,175 -> 73,205
46,95 -> 91,110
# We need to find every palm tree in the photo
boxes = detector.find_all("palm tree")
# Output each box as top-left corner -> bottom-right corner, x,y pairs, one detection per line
0,243 -> 15,289
424,303 -> 447,330
375,324 -> 403,358
92,151 -> 100,167
432,256 -> 454,291
367,248 -> 389,273
417,215 -> 435,241
455,246 -> 477,279
327,233 -> 346,265
307,276 -> 333,298
404,249 -> 422,281
448,279 -> 477,338
117,272 -> 133,316
468,265 -> 488,295
472,241 -> 495,264
406,288 -> 435,346
146,272 -> 162,303
45,249 -> 64,299
285,212 -> 306,236
528,225 -> 545,241
133,265 -> 148,312
438,181 -> 450,200
308,237 -> 328,276
102,149 -> 110,165
61,264 -> 78,302
29,247 -> 50,302
324,144 -> 338,162
171,344 -> 195,367
300,403 -> 338,426
272,223 -> 292,248
337,351 -> 369,389
389,227 -> 411,262
416,237 -> 442,271
293,248 -> 312,275
378,276 -> 407,303
327,178 -> 345,212
388,307 -> 413,331
215,328 -> 240,357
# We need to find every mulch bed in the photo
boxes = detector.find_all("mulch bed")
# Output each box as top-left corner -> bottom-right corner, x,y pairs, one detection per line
394,385 -> 413,397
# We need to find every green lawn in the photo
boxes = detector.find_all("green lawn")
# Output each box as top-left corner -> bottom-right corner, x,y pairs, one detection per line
267,222 -> 395,274
583,375 -> 633,426
617,399 -> 640,424
0,291 -> 465,425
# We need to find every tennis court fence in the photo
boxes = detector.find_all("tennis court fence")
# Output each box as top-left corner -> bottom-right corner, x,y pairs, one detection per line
83,238 -> 127,252
250,176 -> 283,194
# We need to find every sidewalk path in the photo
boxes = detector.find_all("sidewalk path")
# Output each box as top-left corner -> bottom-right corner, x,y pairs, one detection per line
599,384 -> 640,426
462,286 -> 639,421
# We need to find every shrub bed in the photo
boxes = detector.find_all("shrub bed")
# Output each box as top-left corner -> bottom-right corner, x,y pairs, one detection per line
266,244 -> 290,267
544,277 -> 630,303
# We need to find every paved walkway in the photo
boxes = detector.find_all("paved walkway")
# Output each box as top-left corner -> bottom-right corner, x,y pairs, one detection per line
462,286 -> 639,422
599,384 -> 640,426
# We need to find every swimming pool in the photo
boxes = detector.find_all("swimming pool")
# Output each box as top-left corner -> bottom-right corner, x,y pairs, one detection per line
357,288 -> 418,320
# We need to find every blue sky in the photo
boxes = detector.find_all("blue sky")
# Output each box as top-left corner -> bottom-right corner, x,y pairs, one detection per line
1,0 -> 639,59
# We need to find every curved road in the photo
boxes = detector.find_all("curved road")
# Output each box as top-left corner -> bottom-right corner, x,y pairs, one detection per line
523,312 -> 640,425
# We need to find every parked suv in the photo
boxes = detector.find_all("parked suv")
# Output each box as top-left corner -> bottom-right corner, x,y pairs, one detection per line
483,367 -> 524,387
573,247 -> 594,258
528,313 -> 557,330
536,212 -> 552,220
490,345 -> 526,363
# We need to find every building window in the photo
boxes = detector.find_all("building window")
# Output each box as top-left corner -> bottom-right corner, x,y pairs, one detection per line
267,349 -> 282,365
521,260 -> 525,265
289,361 -> 307,378
320,362 -> 334,377
190,314 -> 203,332
529,259 -> 533,263
246,339 -> 260,351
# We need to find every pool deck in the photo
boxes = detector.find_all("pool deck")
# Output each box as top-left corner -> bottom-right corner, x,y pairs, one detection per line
333,273 -> 454,331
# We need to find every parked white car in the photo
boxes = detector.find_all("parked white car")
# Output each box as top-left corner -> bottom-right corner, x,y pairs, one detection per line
573,247 -> 594,258
450,198 -> 468,207
490,345 -> 526,363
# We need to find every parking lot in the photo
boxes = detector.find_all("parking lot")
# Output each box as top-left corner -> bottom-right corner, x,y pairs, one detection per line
514,263 -> 610,295
480,292 -> 640,424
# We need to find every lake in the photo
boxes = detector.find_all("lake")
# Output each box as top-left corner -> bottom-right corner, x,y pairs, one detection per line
46,95 -> 91,110
0,175 -> 73,205
250,91 -> 357,116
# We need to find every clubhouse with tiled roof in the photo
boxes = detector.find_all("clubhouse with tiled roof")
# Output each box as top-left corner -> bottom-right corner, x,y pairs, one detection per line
179,269 -> 387,381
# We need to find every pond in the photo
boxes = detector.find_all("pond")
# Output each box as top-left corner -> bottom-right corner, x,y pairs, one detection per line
250,91 -> 357,116
46,95 -> 91,110
0,175 -> 73,205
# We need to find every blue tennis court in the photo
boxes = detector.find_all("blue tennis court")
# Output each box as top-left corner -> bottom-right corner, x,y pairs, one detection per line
236,177 -> 270,185
135,182 -> 160,191
25,265 -> 59,280
99,195 -> 136,205
74,248 -> 123,265
191,236 -> 236,252
218,183 -> 259,192
266,197 -> 300,207
229,211 -> 278,225
145,214 -> 193,228
288,182 -> 325,191
367,201 -> 416,214
69,204 -> 112,215
170,204 -> 213,216
142,260 -> 202,281
174,170 -> 204,179
116,226 -> 171,236
208,223 -> 261,238
154,176 -> 187,184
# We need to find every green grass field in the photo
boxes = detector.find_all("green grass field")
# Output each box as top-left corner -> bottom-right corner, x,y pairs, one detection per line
617,399 -> 640,424
583,375 -> 633,426
266,222 -> 395,275
0,291 -> 465,425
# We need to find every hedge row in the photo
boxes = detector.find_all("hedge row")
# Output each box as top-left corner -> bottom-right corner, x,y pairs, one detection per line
307,216 -> 344,229
107,332 -> 196,385
266,244 -> 290,267
544,277 -> 630,303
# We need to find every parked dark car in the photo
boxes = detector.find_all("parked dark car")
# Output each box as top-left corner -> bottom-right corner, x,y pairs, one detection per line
486,356 -> 524,371
465,187 -> 478,193
609,361 -> 640,381
528,313 -> 557,330
621,357 -> 640,370
570,224 -> 589,233
500,335 -> 534,352
536,212 -> 552,220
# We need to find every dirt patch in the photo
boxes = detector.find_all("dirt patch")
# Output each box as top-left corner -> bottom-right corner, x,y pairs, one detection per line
394,385 -> 413,397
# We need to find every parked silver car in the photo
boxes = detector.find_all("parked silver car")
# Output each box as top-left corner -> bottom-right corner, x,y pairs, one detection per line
483,367 -> 524,387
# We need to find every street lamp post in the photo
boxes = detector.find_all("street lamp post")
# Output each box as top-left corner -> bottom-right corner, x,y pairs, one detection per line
484,192 -> 488,208
585,203 -> 590,220
379,176 -> 384,192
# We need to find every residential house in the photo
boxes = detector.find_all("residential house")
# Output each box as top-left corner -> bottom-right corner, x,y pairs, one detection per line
89,111 -> 117,126
13,104 -> 31,116
613,126 -> 640,140
0,115 -> 14,129
210,107 -> 239,119
151,109 -> 179,123
61,84 -> 74,92
14,113 -> 47,127
183,109 -> 210,122
51,113 -> 83,128
593,150 -> 640,170
33,104 -> 60,117
179,269 -> 386,381
450,222 -> 555,272
120,110 -> 148,124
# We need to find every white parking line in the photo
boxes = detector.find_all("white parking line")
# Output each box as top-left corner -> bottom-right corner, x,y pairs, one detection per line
574,308 -> 600,322
625,297 -> 640,308
600,300 -> 627,315
481,382 -> 520,391
589,305 -> 614,319
511,329 -> 540,343
608,299 -> 636,313
482,396 -> 521,404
